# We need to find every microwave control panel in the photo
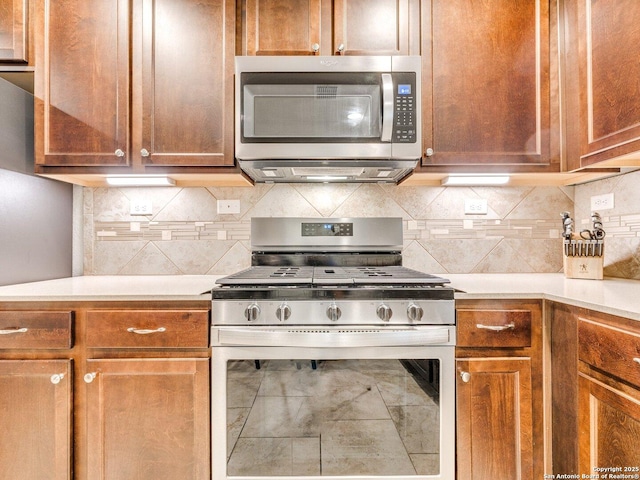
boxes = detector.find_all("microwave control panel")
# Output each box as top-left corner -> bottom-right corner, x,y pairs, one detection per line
393,73 -> 417,143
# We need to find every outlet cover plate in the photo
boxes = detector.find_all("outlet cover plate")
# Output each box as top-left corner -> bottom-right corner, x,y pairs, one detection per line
590,193 -> 614,211
130,199 -> 152,215
464,198 -> 488,215
217,199 -> 240,214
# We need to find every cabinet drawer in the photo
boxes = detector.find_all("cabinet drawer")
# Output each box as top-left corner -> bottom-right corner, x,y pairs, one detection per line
0,311 -> 73,349
86,310 -> 209,348
457,309 -> 532,348
578,318 -> 640,388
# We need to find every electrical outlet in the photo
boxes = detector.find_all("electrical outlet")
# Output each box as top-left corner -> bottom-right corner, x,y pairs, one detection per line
217,199 -> 240,214
464,198 -> 488,215
130,199 -> 152,215
590,193 -> 614,211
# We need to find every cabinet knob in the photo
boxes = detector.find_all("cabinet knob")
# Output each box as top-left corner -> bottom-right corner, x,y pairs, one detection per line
84,372 -> 97,384
425,148 -> 434,157
460,371 -> 471,383
336,43 -> 345,54
311,43 -> 320,53
141,148 -> 150,157
115,149 -> 125,157
633,357 -> 640,365
50,373 -> 65,385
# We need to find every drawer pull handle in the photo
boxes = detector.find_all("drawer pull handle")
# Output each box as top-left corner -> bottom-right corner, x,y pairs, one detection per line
634,358 -> 640,365
84,372 -> 97,384
460,371 -> 471,383
476,322 -> 516,332
127,327 -> 166,335
0,327 -> 28,335
50,373 -> 65,385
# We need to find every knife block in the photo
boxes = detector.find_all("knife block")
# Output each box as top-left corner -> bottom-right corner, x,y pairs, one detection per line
563,242 -> 604,280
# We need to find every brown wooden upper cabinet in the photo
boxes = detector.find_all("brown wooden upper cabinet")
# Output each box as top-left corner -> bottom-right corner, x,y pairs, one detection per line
564,0 -> 640,169
34,0 -> 235,169
239,0 -> 421,56
0,0 -> 31,65
421,0 -> 557,170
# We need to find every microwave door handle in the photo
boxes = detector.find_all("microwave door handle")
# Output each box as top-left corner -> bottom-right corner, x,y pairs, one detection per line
381,73 -> 394,142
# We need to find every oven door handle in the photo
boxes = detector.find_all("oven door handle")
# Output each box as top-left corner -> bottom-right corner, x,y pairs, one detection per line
213,327 -> 452,348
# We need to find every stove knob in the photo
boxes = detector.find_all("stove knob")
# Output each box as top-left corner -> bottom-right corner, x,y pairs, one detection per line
407,303 -> 424,322
244,303 -> 261,322
377,303 -> 393,322
276,303 -> 291,322
326,303 -> 342,322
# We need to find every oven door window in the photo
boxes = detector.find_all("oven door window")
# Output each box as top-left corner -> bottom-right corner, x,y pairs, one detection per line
225,358 -> 441,477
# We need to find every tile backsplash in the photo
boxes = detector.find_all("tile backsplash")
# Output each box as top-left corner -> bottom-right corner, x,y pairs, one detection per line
83,182 -> 578,276
574,169 -> 640,279
80,169 -> 640,278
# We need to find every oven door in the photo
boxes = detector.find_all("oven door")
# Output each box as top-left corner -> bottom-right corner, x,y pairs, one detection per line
211,327 -> 455,480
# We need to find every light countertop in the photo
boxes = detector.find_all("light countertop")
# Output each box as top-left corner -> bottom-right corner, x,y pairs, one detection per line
447,273 -> 640,321
0,275 -> 221,302
0,274 -> 639,321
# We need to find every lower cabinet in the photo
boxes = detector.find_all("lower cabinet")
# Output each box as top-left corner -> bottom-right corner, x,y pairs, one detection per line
81,307 -> 211,480
84,358 -> 210,480
0,359 -> 72,480
456,357 -> 533,479
578,370 -> 640,473
550,303 -> 640,476
0,302 -> 211,480
577,315 -> 640,474
455,300 -> 544,480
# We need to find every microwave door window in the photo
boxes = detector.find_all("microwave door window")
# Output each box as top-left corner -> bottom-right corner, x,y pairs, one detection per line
244,85 -> 381,140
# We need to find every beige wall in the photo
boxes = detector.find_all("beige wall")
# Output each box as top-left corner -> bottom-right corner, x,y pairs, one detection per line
84,182 -> 580,276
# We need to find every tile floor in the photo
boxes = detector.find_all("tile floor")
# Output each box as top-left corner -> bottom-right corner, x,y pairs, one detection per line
226,359 -> 440,476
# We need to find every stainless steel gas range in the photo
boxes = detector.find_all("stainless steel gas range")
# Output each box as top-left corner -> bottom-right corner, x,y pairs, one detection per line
210,217 -> 456,480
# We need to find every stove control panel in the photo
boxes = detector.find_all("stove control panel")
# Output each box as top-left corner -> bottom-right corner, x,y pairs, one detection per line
302,222 -> 353,237
216,299 -> 454,326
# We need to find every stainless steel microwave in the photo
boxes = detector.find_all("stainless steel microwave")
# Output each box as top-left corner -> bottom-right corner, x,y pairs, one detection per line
235,56 -> 422,183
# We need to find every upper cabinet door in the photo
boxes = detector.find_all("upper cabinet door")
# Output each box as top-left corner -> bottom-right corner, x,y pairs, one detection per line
422,0 -> 554,168
137,0 -> 235,166
243,0 -> 324,55
565,0 -> 640,168
35,0 -> 130,166
333,0 -> 420,56
241,0 -> 419,56
0,0 -> 28,63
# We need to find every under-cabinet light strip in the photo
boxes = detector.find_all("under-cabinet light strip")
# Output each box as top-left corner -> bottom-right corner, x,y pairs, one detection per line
441,175 -> 510,186
106,176 -> 176,187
